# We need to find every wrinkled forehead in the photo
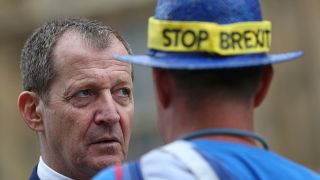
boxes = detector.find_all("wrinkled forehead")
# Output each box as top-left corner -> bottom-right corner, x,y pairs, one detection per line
53,31 -> 128,65
52,30 -> 131,74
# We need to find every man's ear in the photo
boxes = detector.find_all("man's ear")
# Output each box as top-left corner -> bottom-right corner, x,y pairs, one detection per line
152,68 -> 173,109
254,65 -> 274,107
18,91 -> 44,132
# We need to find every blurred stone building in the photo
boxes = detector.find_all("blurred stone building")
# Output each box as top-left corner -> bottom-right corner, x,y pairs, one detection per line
0,0 -> 319,179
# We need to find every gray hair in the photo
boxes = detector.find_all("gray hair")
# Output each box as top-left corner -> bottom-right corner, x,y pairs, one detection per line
20,18 -> 132,102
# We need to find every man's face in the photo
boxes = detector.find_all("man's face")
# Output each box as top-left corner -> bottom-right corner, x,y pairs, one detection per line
38,31 -> 133,178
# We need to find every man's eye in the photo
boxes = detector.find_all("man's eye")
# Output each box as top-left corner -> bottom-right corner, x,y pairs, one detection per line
68,89 -> 95,107
75,89 -> 92,97
117,88 -> 131,97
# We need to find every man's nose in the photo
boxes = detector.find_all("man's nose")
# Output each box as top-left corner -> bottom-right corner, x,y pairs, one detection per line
94,90 -> 120,125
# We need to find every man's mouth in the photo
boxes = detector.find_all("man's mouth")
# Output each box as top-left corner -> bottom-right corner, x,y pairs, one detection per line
91,137 -> 120,145
88,136 -> 122,155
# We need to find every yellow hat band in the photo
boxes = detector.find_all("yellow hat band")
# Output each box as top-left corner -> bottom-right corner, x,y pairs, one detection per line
148,17 -> 272,56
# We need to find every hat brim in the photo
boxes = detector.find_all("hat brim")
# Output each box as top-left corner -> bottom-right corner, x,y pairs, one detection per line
116,51 -> 303,69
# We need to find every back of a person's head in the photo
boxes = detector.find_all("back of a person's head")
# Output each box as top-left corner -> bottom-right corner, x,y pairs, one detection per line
168,66 -> 267,105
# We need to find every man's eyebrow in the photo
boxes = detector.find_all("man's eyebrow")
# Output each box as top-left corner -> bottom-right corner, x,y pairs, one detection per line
62,85 -> 75,98
62,77 -> 88,97
114,74 -> 133,85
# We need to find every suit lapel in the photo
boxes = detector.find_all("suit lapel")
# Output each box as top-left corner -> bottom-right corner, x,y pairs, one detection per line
29,165 -> 40,180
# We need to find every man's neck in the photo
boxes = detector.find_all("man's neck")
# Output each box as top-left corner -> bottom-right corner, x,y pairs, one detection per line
187,134 -> 257,147
166,98 -> 255,145
38,156 -> 73,180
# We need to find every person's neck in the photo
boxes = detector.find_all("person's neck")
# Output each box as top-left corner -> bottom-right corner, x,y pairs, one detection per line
39,140 -> 92,180
167,98 -> 255,146
187,134 -> 257,147
38,156 -> 73,180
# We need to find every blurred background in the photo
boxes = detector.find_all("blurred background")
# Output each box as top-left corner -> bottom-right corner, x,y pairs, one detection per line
0,0 -> 319,179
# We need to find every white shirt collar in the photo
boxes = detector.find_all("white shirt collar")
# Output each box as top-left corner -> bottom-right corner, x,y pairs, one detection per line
37,156 -> 73,180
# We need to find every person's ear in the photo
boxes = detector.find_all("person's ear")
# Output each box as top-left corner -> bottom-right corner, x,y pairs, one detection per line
254,65 -> 273,107
152,68 -> 173,109
18,91 -> 44,132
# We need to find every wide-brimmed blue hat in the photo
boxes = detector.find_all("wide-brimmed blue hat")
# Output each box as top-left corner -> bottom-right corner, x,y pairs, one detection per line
116,0 -> 303,69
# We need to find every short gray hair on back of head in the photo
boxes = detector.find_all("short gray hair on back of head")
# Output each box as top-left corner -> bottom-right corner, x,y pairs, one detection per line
20,18 -> 132,102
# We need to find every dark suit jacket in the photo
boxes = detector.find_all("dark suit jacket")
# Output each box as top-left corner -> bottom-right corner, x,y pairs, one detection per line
29,165 -> 40,180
